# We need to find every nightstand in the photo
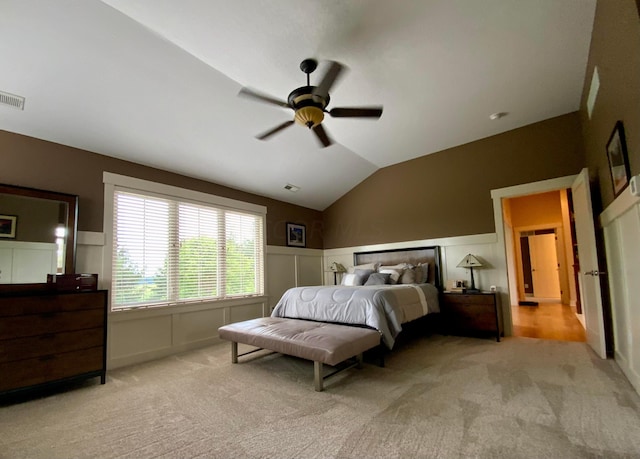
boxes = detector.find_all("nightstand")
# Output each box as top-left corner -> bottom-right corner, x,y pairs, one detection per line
440,291 -> 503,341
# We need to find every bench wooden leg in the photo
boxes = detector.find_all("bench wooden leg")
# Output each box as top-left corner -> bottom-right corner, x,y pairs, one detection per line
231,341 -> 238,363
314,361 -> 323,392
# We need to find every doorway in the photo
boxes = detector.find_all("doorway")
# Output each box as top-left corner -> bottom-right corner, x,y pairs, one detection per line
503,189 -> 586,342
518,228 -> 562,301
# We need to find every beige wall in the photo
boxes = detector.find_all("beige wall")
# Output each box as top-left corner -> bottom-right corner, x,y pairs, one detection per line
0,131 -> 324,249
509,191 -> 563,228
580,0 -> 640,210
323,113 -> 586,249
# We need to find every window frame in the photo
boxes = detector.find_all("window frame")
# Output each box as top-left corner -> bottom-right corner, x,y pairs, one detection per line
103,172 -> 266,312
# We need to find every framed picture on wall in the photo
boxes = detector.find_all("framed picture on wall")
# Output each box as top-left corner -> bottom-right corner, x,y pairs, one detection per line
0,215 -> 17,238
606,121 -> 631,198
286,222 -> 306,247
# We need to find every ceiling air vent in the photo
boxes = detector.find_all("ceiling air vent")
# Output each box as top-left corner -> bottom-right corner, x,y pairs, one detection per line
284,184 -> 300,192
0,91 -> 25,110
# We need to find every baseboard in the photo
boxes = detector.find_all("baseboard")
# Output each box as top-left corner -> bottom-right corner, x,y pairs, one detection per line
614,350 -> 640,396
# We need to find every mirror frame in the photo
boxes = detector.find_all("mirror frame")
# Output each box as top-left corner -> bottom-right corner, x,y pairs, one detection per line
0,183 -> 79,276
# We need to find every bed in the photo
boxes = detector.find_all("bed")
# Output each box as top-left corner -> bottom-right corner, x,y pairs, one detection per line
271,246 -> 442,348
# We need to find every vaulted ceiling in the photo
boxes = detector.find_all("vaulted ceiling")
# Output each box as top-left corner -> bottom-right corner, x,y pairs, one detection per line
2,1 -> 596,210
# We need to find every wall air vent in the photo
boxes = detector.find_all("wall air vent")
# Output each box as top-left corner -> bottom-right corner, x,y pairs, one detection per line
0,91 -> 25,110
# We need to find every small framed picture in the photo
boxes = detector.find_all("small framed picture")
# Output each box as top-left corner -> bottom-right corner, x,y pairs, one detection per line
606,121 -> 631,198
0,215 -> 17,238
286,222 -> 306,248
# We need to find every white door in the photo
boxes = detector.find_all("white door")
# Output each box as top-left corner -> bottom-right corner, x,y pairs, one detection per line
529,233 -> 561,298
572,168 -> 607,358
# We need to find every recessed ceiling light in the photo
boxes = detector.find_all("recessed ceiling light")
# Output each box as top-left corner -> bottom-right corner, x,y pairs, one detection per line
284,184 -> 300,192
489,112 -> 508,120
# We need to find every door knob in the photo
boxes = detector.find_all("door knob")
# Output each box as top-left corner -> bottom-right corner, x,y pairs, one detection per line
584,270 -> 606,276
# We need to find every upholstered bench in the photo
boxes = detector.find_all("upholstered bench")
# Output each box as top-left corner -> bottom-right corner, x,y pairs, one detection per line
218,317 -> 381,391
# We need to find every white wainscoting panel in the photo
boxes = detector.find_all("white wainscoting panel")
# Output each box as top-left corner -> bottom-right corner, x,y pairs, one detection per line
76,231 -> 105,287
600,190 -> 640,394
108,298 -> 267,369
266,246 -> 323,311
109,314 -> 173,365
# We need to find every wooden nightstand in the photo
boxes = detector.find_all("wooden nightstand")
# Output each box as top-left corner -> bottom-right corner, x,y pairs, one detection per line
440,291 -> 502,341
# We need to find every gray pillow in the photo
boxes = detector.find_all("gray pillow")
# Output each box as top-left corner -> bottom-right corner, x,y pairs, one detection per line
364,273 -> 391,285
417,263 -> 429,283
399,267 -> 417,284
354,268 -> 375,285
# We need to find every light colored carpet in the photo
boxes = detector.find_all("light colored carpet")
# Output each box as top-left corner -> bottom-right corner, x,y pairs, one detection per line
1,334 -> 640,459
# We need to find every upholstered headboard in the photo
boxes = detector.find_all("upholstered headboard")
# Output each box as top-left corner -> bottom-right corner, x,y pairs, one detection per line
353,246 -> 442,290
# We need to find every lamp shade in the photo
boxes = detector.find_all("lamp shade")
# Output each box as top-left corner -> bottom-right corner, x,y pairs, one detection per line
330,262 -> 346,273
295,106 -> 324,128
457,254 -> 482,268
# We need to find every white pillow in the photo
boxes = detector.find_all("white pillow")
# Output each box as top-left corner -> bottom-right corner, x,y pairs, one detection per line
347,262 -> 379,274
341,273 -> 359,286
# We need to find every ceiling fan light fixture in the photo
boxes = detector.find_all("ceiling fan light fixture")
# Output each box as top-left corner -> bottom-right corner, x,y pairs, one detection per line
294,105 -> 324,128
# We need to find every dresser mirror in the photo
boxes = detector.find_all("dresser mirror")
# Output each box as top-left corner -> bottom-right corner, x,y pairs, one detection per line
0,183 -> 78,284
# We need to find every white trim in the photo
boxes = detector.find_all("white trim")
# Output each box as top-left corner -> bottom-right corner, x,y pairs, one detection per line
599,186 -> 640,227
490,175 -> 577,200
267,245 -> 323,256
103,172 -> 267,215
323,233 -> 497,257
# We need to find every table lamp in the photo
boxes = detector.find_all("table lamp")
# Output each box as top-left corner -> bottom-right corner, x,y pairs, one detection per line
457,254 -> 483,293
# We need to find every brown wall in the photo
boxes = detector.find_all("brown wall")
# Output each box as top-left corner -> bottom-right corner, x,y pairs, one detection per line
580,0 -> 640,211
1,131 -> 324,248
323,113 -> 586,249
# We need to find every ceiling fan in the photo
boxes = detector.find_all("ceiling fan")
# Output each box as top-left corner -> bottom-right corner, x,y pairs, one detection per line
238,58 -> 383,148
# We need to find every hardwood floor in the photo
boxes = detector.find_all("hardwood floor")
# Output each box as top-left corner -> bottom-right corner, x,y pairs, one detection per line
511,302 -> 586,342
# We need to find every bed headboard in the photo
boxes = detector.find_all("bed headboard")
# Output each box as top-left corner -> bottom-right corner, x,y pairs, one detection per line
353,246 -> 442,290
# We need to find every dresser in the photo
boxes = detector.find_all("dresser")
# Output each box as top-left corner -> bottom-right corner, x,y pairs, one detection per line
0,289 -> 108,396
440,291 -> 502,341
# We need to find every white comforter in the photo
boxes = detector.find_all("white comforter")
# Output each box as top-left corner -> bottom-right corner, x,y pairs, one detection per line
270,283 -> 440,349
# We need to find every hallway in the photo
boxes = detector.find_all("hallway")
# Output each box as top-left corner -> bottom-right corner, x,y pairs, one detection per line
511,302 -> 586,342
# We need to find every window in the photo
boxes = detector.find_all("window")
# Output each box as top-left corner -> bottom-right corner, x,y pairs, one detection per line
110,186 -> 265,310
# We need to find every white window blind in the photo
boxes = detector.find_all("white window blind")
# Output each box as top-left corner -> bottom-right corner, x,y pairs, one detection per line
112,189 -> 264,310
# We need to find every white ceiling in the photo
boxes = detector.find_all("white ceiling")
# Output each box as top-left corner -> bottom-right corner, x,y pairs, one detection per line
1,1 -> 596,210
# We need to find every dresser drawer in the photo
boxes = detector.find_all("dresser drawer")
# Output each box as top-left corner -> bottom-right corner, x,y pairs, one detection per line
0,346 -> 104,392
0,291 -> 105,317
0,328 -> 104,363
442,294 -> 495,305
446,303 -> 496,331
441,292 -> 502,341
0,308 -> 104,340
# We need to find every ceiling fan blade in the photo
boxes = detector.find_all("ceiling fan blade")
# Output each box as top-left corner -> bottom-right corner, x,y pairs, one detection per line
328,106 -> 383,118
256,120 -> 295,140
313,61 -> 345,99
239,87 -> 290,108
312,123 -> 332,148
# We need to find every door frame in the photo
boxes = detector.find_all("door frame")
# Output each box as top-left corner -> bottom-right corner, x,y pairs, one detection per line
491,174 -> 577,336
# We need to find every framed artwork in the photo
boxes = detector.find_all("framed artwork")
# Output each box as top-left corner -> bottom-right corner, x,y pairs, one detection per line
606,121 -> 631,198
286,222 -> 306,247
0,215 -> 17,238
